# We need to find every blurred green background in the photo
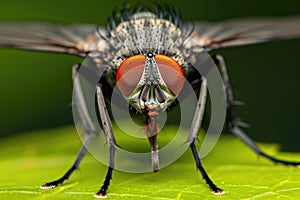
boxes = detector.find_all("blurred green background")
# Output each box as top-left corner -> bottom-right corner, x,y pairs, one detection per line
0,0 -> 299,151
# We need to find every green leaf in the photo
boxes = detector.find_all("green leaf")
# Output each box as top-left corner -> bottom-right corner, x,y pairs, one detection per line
1,126 -> 300,200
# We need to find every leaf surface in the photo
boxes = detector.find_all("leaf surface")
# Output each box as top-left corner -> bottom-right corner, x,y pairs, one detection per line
1,126 -> 300,200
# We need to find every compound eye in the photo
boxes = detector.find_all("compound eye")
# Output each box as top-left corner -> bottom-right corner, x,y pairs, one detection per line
116,55 -> 146,96
155,54 -> 184,94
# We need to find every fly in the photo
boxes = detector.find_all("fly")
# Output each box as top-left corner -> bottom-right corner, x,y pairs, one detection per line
0,3 -> 300,198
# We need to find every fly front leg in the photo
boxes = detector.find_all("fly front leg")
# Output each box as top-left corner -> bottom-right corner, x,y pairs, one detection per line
40,136 -> 92,189
188,78 -> 224,195
213,54 -> 300,166
41,64 -> 97,189
94,84 -> 116,198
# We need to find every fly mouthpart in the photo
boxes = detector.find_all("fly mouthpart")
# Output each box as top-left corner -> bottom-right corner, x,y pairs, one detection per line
154,84 -> 167,103
139,83 -> 167,112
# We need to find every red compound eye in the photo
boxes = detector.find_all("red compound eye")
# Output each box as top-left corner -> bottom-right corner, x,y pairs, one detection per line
155,54 -> 184,94
116,54 -> 146,96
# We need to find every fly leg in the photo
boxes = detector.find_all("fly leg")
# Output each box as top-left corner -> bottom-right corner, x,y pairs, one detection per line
213,54 -> 300,166
41,64 -> 97,189
94,84 -> 116,198
40,137 -> 93,189
188,78 -> 224,195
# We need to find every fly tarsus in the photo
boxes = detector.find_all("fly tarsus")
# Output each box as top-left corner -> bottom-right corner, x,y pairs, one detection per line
94,167 -> 114,199
40,166 -> 76,189
40,179 -> 64,189
190,142 -> 225,195
259,151 -> 300,167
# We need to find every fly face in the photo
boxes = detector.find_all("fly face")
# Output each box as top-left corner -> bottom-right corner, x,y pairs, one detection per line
116,52 -> 184,114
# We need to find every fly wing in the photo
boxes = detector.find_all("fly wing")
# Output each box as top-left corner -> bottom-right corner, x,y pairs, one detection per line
0,22 -> 106,57
189,17 -> 300,51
